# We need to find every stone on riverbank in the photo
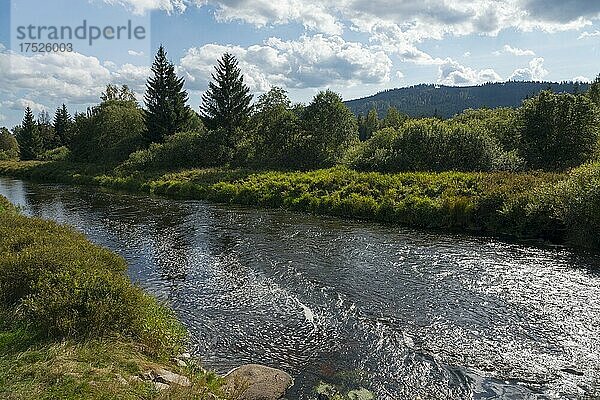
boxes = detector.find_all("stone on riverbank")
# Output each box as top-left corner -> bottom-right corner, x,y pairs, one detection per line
223,364 -> 293,400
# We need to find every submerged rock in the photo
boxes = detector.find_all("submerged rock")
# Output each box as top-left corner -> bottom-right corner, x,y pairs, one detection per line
223,364 -> 293,400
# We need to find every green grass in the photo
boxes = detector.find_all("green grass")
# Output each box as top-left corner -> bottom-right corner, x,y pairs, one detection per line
1,160 -> 596,248
0,195 -> 226,399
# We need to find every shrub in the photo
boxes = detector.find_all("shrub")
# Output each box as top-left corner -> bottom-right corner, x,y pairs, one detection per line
0,202 -> 186,356
517,91 -> 599,170
0,128 -> 19,160
348,119 -> 506,172
69,99 -> 145,164
538,162 -> 600,248
118,130 -> 232,173
39,146 -> 70,161
300,90 -> 359,168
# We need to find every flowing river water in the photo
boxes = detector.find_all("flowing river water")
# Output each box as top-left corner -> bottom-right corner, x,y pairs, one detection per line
1,177 -> 600,399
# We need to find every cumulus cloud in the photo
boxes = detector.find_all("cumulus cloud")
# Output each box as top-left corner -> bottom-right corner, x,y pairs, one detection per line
103,0 -> 186,14
3,99 -> 47,113
102,0 -> 600,41
438,58 -> 502,86
180,35 -> 392,91
495,44 -> 535,56
0,48 -> 151,124
209,0 -> 343,35
128,50 -> 145,56
521,0 -> 600,24
573,76 -> 590,83
578,30 -> 600,40
509,57 -> 549,81
0,51 -> 113,104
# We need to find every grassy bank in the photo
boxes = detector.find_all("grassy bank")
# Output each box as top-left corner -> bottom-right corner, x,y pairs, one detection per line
1,160 -> 599,249
0,194 -> 224,399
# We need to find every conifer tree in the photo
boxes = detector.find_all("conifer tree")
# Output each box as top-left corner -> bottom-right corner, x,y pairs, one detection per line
587,74 -> 600,107
53,104 -> 72,146
200,53 -> 253,137
363,108 -> 380,140
144,45 -> 190,143
16,107 -> 42,160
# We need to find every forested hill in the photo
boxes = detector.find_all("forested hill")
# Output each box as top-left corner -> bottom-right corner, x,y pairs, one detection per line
345,81 -> 589,118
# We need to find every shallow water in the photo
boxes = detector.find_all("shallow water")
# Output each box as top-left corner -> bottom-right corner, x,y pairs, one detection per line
1,177 -> 599,399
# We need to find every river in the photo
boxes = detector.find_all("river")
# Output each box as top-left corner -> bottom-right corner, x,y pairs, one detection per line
1,177 -> 599,399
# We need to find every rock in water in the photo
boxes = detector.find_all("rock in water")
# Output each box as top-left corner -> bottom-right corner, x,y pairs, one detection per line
223,364 -> 293,400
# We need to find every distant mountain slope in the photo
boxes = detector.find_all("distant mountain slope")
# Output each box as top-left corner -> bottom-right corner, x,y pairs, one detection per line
345,81 -> 589,118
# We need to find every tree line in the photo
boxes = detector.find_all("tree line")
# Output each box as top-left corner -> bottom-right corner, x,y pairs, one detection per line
2,45 -> 599,173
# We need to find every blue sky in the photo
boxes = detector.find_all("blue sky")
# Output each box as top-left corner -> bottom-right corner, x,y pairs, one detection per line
0,0 -> 599,127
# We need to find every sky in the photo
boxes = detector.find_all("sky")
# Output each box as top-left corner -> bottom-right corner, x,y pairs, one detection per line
0,0 -> 599,127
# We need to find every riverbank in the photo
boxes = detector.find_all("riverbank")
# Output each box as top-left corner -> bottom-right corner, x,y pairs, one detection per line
0,160 -> 599,249
0,194 -> 224,399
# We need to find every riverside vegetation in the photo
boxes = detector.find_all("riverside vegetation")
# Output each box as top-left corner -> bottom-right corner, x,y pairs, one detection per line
0,195 -> 224,399
1,47 -> 599,250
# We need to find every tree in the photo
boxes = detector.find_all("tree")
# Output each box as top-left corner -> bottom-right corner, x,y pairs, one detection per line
0,127 -> 19,160
70,87 -> 145,163
36,110 -> 58,151
103,84 -> 137,103
359,108 -> 380,141
200,53 -> 253,142
301,90 -> 359,167
247,87 -> 304,168
15,107 -> 43,160
144,45 -> 191,143
518,91 -> 599,170
381,106 -> 407,130
53,104 -> 72,146
587,74 -> 600,107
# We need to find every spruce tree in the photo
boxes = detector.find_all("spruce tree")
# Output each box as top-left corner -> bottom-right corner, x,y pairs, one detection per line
200,53 -> 253,137
16,107 -> 42,160
53,104 -> 71,146
144,45 -> 190,143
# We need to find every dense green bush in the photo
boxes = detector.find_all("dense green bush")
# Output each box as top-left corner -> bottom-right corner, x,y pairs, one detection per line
39,146 -> 70,161
241,87 -> 314,169
348,119 -> 511,172
118,130 -> 232,173
300,90 -> 359,168
70,98 -> 145,164
534,162 -> 600,248
451,107 -> 520,151
0,128 -> 19,161
0,200 -> 186,356
517,91 -> 599,170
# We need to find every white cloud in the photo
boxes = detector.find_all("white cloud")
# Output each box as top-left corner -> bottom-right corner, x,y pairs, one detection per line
573,75 -> 590,83
0,49 -> 152,123
128,50 -> 145,56
396,71 -> 405,79
0,51 -> 113,104
103,0 -> 186,14
521,0 -> 600,24
438,58 -> 502,86
209,0 -> 343,35
180,35 -> 392,91
509,57 -> 548,81
3,99 -> 47,113
578,30 -> 600,40
495,44 -> 535,56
